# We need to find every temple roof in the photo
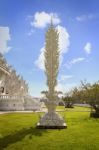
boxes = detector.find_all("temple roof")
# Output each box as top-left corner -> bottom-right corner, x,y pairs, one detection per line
0,65 -> 10,76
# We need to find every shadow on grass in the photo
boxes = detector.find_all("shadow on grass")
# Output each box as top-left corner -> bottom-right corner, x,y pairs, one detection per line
0,127 -> 47,150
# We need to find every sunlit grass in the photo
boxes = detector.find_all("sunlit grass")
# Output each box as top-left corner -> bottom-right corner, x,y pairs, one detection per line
0,109 -> 99,150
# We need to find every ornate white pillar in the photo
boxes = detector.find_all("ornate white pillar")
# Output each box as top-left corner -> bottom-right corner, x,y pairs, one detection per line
37,19 -> 66,129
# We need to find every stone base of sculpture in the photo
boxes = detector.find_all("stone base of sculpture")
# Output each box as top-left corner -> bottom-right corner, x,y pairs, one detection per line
37,99 -> 67,129
37,112 -> 67,129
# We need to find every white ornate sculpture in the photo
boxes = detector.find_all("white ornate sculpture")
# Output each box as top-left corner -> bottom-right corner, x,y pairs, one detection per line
37,19 -> 66,128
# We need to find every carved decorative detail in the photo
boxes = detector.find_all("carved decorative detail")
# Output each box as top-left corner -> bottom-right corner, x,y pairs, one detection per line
37,19 -> 66,128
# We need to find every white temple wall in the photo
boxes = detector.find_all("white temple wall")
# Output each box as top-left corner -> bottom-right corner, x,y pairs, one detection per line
0,96 -> 24,111
0,95 -> 41,111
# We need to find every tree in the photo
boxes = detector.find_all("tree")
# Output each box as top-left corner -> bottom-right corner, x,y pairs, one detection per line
72,81 -> 99,118
80,81 -> 99,117
62,90 -> 74,108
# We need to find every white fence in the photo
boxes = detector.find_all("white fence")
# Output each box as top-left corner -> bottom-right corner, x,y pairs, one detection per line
0,95 -> 41,111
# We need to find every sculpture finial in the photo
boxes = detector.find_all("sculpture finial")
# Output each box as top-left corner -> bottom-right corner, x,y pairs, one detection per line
51,15 -> 54,27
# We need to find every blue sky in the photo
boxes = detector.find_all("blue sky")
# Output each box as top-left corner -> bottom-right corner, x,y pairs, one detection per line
0,0 -> 99,96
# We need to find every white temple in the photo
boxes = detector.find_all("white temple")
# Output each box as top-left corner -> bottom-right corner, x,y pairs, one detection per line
0,54 -> 41,111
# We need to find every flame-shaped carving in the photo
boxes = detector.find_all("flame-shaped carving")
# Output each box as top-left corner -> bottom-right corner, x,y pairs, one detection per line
44,22 -> 59,100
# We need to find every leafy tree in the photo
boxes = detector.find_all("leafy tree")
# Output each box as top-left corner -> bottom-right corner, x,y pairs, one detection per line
62,90 -> 74,108
72,81 -> 99,117
80,81 -> 99,117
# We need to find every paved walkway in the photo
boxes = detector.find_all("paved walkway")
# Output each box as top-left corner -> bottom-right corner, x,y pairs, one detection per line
0,108 -> 91,115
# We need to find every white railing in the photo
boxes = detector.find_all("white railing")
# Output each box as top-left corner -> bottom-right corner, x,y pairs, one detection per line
0,95 -> 24,101
0,94 -> 41,111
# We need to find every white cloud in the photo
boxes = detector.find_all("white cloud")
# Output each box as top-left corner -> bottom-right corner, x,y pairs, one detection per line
56,25 -> 70,54
69,57 -> 85,64
84,42 -> 92,54
31,12 -> 61,28
55,82 -> 77,93
0,26 -> 11,54
34,47 -> 45,70
76,14 -> 95,22
65,57 -> 85,68
76,15 -> 87,21
27,29 -> 35,36
35,25 -> 70,70
59,75 -> 73,82
55,82 -> 64,92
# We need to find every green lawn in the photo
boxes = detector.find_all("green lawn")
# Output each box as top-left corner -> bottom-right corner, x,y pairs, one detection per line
0,107 -> 99,150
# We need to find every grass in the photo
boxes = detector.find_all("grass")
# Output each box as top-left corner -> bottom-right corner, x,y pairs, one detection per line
0,107 -> 99,150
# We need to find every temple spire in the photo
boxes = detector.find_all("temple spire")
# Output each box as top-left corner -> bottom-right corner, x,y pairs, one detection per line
50,15 -> 54,27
